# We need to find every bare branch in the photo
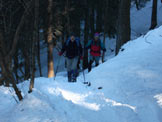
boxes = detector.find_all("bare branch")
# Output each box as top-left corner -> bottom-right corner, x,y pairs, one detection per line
8,0 -> 34,58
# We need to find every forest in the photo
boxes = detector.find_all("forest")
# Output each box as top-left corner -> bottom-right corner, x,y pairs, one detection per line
0,0 -> 161,101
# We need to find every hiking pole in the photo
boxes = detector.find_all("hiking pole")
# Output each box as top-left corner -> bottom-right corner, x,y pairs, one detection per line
82,60 -> 87,84
81,48 -> 91,86
54,56 -> 61,80
82,47 -> 86,82
82,66 -> 86,82
82,64 -> 91,86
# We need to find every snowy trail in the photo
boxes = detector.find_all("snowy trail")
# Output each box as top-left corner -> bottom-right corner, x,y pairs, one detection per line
12,76 -> 139,122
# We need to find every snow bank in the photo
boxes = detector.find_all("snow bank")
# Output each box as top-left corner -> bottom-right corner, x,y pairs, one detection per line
86,26 -> 162,122
131,0 -> 162,39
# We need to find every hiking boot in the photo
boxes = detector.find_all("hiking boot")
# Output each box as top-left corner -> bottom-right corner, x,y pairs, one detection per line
95,63 -> 99,67
88,60 -> 93,72
71,70 -> 77,82
68,71 -> 72,82
72,77 -> 77,82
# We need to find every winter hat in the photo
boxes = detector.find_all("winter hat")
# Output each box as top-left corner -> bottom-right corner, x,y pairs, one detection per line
94,32 -> 100,37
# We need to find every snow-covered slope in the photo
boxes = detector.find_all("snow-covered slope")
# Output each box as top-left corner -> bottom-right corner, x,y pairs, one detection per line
1,25 -> 162,122
131,0 -> 162,38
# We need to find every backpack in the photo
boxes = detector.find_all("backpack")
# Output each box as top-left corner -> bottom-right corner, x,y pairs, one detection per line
91,39 -> 101,47
66,37 -> 80,47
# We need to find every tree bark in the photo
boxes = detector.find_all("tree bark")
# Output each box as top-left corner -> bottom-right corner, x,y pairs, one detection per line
96,0 -> 103,32
47,0 -> 55,78
0,31 -> 23,101
37,32 -> 42,77
29,0 -> 39,93
102,0 -> 108,63
8,0 -> 33,58
66,0 -> 71,35
0,58 -> 23,101
23,49 -> 31,80
13,52 -> 19,83
90,2 -> 95,39
1,0 -> 34,86
83,0 -> 89,69
150,0 -> 157,30
0,77 -> 4,86
116,0 -> 131,55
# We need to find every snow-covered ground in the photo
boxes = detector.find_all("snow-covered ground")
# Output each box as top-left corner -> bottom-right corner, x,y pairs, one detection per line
1,1 -> 162,122
1,25 -> 162,122
131,0 -> 162,39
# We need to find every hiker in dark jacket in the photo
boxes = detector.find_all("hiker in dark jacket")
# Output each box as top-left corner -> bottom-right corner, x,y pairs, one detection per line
59,34 -> 83,82
85,32 -> 106,72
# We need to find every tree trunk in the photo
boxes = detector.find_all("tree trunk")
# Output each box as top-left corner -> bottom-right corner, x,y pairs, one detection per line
29,0 -> 39,93
0,31 -> 23,101
66,0 -> 71,35
96,1 -> 103,32
0,59 -> 23,101
135,0 -> 140,10
24,50 -> 31,80
102,0 -> 108,63
0,77 -> 4,85
8,0 -> 34,58
13,52 -> 19,83
116,0 -> 131,55
37,32 -> 42,77
150,0 -> 157,30
47,0 -> 55,78
83,0 -> 89,69
90,2 -> 95,39
2,0 -> 34,85
29,39 -> 36,93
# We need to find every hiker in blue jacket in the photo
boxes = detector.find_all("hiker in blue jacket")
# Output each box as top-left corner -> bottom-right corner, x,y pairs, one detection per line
59,33 -> 83,82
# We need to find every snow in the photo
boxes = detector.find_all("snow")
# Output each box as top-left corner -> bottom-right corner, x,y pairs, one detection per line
1,24 -> 162,122
155,94 -> 162,108
131,0 -> 162,39
1,1 -> 162,122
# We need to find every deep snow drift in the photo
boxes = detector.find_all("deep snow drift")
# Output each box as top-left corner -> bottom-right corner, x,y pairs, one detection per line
1,25 -> 162,122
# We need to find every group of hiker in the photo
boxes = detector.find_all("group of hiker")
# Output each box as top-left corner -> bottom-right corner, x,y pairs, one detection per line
58,32 -> 106,82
